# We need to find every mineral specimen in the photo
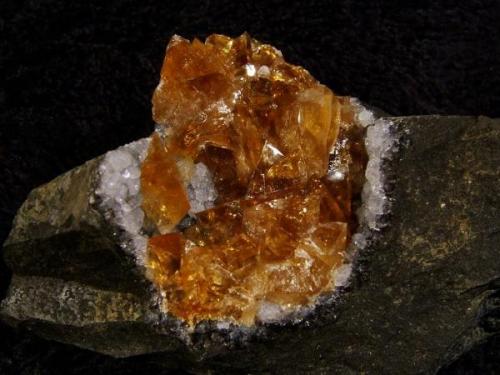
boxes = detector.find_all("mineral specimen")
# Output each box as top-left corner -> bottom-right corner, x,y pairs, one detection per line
3,31 -> 499,374
143,33 -> 367,324
2,110 -> 500,373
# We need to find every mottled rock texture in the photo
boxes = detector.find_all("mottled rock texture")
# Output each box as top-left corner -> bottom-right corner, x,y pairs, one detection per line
2,115 -> 499,373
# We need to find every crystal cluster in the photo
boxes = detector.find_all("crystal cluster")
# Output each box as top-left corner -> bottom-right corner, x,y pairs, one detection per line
142,33 -> 367,325
98,141 -> 146,233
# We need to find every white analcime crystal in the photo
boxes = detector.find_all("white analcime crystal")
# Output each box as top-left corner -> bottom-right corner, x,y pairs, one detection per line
257,301 -> 285,323
358,118 -> 395,230
187,162 -> 217,214
333,263 -> 352,287
96,138 -> 150,265
350,97 -> 375,128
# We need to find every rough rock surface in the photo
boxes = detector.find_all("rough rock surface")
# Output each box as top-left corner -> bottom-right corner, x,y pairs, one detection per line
1,115 -> 499,373
2,157 -> 148,296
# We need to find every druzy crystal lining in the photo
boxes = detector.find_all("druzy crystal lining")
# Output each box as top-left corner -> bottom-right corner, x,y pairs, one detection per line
96,33 -> 396,327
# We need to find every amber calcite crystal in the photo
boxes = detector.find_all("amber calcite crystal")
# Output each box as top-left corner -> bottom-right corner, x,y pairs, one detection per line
142,33 -> 367,325
141,133 -> 190,234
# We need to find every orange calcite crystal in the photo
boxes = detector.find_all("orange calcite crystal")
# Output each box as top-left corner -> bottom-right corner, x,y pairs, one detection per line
142,33 -> 367,325
141,133 -> 190,233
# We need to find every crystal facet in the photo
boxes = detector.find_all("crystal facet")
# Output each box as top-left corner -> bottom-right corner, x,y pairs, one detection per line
142,33 -> 367,325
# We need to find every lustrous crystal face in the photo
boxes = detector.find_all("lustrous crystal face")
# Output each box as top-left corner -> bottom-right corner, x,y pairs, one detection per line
142,33 -> 367,325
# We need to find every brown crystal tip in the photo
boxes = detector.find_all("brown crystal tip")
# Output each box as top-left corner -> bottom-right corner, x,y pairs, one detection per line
142,33 -> 367,326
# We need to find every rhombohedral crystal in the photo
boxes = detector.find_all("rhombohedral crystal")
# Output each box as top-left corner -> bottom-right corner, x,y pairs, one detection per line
143,33 -> 367,325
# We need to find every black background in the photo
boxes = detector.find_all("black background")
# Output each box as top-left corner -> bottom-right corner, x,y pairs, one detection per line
1,0 -> 500,373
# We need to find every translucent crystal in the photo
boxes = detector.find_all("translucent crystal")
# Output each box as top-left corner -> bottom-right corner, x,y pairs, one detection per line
140,134 -> 190,234
142,33 -> 368,325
